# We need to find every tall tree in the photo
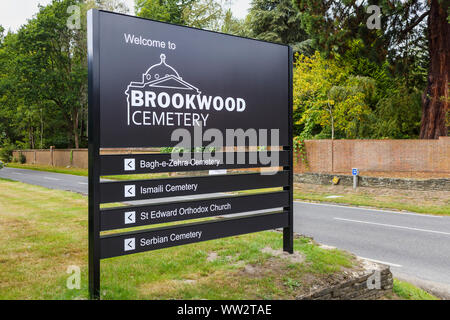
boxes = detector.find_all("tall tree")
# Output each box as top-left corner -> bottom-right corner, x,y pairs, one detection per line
295,0 -> 449,138
420,0 -> 449,138
0,30 -> 24,147
12,0 -> 88,148
295,0 -> 428,70
94,0 -> 129,13
247,0 -> 309,51
179,0 -> 224,30
0,0 -> 129,149
135,0 -> 196,24
135,0 -> 225,30
221,8 -> 250,36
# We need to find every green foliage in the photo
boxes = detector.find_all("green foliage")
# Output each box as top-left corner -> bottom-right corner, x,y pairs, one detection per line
293,48 -> 425,139
69,150 -> 74,166
294,0 -> 429,66
0,0 -> 129,149
91,0 -> 129,13
0,141 -> 15,162
293,136 -> 308,168
0,0 -> 87,149
393,279 -> 439,300
181,0 -> 224,30
160,146 -> 215,153
0,0 -> 431,146
160,146 -> 174,153
18,153 -> 26,164
283,277 -> 301,290
372,84 -> 422,139
336,39 -> 394,98
293,52 -> 375,139
136,0 -> 251,33
135,0 -> 194,24
135,0 -> 224,30
220,9 -> 250,36
247,0 -> 309,52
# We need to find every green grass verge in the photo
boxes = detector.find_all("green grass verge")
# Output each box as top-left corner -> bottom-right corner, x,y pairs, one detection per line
235,187 -> 449,216
393,279 -> 439,300
293,190 -> 450,216
0,179 -> 357,300
5,163 -> 169,181
7,163 -> 88,176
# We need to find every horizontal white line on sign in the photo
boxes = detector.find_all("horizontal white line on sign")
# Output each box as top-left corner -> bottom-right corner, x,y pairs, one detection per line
334,217 -> 450,236
295,201 -> 443,218
358,256 -> 402,268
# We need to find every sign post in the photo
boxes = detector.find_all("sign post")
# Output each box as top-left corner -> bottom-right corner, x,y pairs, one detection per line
88,9 -> 293,299
87,9 -> 101,299
352,168 -> 359,189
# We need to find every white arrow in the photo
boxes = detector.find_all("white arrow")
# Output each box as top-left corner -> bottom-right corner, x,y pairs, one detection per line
124,238 -> 135,251
124,158 -> 135,171
124,211 -> 136,224
124,185 -> 135,198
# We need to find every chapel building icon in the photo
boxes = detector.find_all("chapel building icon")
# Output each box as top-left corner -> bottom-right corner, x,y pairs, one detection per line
127,53 -> 201,94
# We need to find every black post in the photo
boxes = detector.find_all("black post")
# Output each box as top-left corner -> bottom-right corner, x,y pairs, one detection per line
88,9 -> 101,299
283,46 -> 294,254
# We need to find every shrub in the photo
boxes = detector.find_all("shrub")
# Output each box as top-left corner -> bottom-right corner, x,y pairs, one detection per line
0,142 -> 15,162
293,136 -> 309,169
19,153 -> 26,164
69,150 -> 73,167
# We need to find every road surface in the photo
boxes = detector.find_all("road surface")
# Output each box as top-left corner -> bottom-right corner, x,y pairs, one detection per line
1,166 -> 449,295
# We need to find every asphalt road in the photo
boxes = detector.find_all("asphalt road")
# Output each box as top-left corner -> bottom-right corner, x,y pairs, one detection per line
294,201 -> 450,296
1,166 -> 449,295
0,167 -> 91,194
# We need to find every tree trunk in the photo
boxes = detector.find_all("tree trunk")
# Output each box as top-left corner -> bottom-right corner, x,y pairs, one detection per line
73,110 -> 79,149
420,0 -> 449,139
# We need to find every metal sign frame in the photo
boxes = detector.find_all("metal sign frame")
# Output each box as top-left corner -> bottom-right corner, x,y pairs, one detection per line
88,9 -> 293,299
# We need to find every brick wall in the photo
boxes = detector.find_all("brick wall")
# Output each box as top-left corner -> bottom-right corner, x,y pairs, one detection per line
12,137 -> 450,173
295,136 -> 450,174
11,148 -> 159,168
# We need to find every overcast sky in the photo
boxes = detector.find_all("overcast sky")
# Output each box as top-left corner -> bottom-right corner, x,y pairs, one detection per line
0,0 -> 251,32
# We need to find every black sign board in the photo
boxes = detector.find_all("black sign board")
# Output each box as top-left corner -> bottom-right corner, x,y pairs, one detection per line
100,151 -> 290,175
101,212 -> 288,259
100,171 -> 288,203
101,192 -> 289,231
88,9 -> 293,299
96,11 -> 289,148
